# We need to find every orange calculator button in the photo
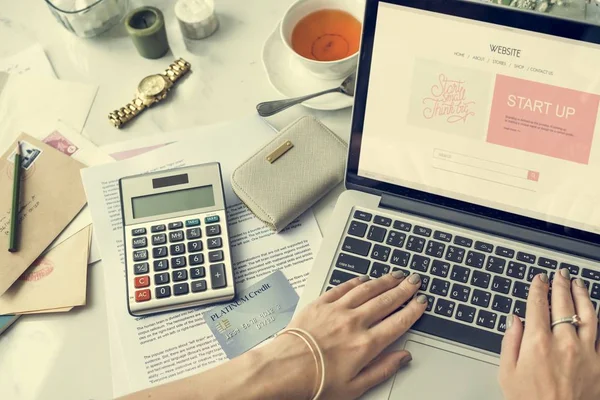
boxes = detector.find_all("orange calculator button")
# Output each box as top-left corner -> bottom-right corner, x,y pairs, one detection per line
135,289 -> 151,302
134,276 -> 150,288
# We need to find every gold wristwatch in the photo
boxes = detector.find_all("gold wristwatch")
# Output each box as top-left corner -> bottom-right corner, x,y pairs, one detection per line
109,58 -> 191,128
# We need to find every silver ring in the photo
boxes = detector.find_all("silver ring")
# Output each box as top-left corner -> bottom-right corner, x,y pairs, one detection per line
551,314 -> 581,329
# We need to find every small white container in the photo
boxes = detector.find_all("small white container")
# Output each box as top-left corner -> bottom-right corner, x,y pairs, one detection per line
175,0 -> 219,40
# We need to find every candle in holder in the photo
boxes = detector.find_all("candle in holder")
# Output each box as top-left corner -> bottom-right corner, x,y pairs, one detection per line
125,6 -> 170,59
175,0 -> 219,40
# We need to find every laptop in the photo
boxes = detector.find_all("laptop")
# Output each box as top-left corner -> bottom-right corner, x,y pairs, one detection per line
296,0 -> 600,398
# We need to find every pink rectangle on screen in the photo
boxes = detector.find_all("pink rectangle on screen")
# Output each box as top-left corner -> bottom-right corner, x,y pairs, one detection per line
487,75 -> 599,164
527,170 -> 540,182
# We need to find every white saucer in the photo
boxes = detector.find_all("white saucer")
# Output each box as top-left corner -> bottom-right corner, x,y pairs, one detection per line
261,23 -> 354,111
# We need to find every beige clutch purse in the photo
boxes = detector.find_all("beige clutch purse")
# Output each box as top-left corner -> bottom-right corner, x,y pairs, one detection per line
231,116 -> 347,232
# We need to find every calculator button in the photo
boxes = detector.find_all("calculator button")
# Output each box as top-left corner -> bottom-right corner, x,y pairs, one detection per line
152,234 -> 167,245
189,254 -> 204,266
156,286 -> 171,299
135,289 -> 151,302
169,231 -> 184,242
170,243 -> 186,255
186,218 -> 201,227
154,273 -> 170,285
206,225 -> 221,237
153,246 -> 168,258
134,276 -> 150,288
209,250 -> 224,263
168,221 -> 183,230
210,263 -> 227,289
188,240 -> 203,253
132,228 -> 146,236
153,259 -> 169,271
191,267 -> 206,279
205,215 -> 220,224
172,256 -> 187,268
191,280 -> 207,292
173,269 -> 188,282
133,263 -> 149,275
174,283 -> 189,296
186,228 -> 202,240
151,224 -> 166,233
133,250 -> 148,262
208,237 -> 223,249
132,237 -> 147,249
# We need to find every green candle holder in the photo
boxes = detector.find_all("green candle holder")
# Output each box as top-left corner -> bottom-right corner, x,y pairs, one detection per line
125,6 -> 170,59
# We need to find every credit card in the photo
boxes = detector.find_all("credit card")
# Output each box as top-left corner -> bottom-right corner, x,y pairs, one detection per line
203,270 -> 299,359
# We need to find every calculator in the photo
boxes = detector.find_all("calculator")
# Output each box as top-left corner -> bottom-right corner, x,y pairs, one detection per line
119,163 -> 235,317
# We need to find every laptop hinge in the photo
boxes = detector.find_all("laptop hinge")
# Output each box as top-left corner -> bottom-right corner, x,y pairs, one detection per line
379,194 -> 600,263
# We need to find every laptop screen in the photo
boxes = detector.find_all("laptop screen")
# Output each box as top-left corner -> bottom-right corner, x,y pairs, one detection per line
352,0 -> 600,243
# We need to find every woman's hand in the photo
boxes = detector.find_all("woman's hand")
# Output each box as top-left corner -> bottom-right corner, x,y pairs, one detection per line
274,271 -> 427,400
499,269 -> 600,400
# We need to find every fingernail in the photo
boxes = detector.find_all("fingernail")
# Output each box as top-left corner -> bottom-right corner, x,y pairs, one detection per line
409,273 -> 421,285
506,315 -> 514,331
560,268 -> 570,280
391,270 -> 406,279
539,273 -> 549,283
416,294 -> 428,304
398,353 -> 412,368
358,275 -> 370,282
575,278 -> 586,288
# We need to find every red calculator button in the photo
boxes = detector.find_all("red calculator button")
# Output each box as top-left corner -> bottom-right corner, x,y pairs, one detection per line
134,276 -> 150,288
135,289 -> 151,302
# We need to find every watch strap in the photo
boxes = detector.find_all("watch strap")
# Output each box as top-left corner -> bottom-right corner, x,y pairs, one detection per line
163,58 -> 191,83
108,98 -> 146,128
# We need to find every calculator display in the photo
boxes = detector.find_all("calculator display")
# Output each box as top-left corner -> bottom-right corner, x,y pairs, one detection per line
132,185 -> 215,219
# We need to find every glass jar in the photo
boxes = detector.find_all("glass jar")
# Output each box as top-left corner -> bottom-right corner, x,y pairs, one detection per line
45,0 -> 130,38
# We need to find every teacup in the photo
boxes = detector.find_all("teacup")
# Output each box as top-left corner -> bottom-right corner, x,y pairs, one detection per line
280,0 -> 364,80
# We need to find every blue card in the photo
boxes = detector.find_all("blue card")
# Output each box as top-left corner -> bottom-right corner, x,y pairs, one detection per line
203,270 -> 299,359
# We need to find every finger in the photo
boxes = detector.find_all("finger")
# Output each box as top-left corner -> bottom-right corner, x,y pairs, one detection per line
550,268 -> 578,339
523,273 -> 551,338
351,350 -> 412,397
368,294 -> 427,352
319,275 -> 369,303
499,314 -> 523,380
571,278 -> 598,346
339,271 -> 407,309
359,273 -> 422,326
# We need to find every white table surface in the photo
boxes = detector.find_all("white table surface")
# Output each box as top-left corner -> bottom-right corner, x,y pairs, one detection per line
0,0 -> 350,399
0,0 -> 595,399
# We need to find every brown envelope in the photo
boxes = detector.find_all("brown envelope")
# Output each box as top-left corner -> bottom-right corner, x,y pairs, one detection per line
0,133 -> 87,296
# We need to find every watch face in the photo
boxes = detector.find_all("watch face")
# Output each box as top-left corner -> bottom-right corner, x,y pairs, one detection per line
138,75 -> 167,97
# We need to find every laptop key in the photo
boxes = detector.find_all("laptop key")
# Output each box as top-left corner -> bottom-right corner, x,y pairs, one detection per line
430,260 -> 450,278
491,276 -> 512,294
450,283 -> 471,302
413,226 -> 432,237
465,251 -> 485,269
435,299 -> 456,318
476,310 -> 498,329
330,269 -> 357,286
342,237 -> 371,256
514,300 -> 527,318
390,250 -> 410,267
498,315 -> 508,333
517,251 -> 536,264
418,293 -> 435,311
430,278 -> 450,297
348,221 -> 368,238
406,236 -> 426,253
474,241 -> 494,253
492,294 -> 513,313
538,257 -> 558,270
336,253 -> 370,274
411,313 -> 503,354
527,266 -> 546,282
495,246 -> 515,259
367,226 -> 387,243
426,241 -> 446,258
471,289 -> 491,308
433,230 -> 452,242
591,283 -> 600,300
485,256 -> 506,275
512,281 -> 530,300
373,215 -> 392,227
453,236 -> 473,248
450,265 -> 470,283
471,270 -> 491,289
410,255 -> 431,273
582,268 -> 600,281
370,262 -> 390,278
354,210 -> 372,222
561,263 -> 580,276
456,304 -> 476,323
386,231 -> 406,248
420,275 -> 430,291
506,261 -> 527,280
445,246 -> 465,263
371,244 -> 391,262
393,220 -> 411,232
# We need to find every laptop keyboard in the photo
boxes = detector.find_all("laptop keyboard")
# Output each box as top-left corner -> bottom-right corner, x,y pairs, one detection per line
325,208 -> 600,354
